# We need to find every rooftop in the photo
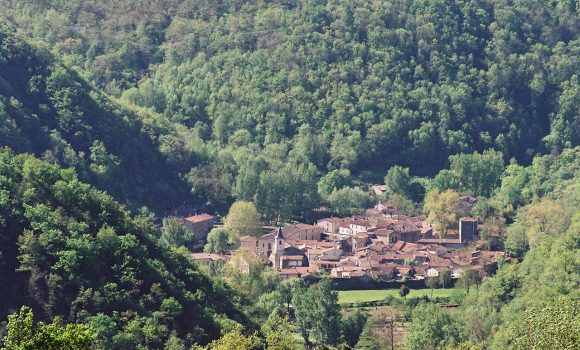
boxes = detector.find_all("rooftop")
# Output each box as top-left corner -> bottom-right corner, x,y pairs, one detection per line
184,213 -> 214,223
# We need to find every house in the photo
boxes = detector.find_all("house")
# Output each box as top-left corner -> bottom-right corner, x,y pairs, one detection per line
240,233 -> 275,259
179,214 -> 215,241
307,246 -> 342,262
317,217 -> 342,234
281,224 -> 324,241
426,268 -> 440,277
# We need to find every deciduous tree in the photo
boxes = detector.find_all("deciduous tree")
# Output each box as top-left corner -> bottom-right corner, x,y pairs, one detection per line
224,201 -> 262,237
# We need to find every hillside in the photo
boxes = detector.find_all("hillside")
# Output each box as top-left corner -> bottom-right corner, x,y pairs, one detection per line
0,1 -> 577,349
1,1 -> 578,170
0,148 -> 248,348
0,25 -> 194,213
0,1 -> 578,218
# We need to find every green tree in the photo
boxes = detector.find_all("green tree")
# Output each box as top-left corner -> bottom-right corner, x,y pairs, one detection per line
355,320 -> 381,350
504,223 -> 528,259
399,284 -> 410,299
459,269 -> 483,294
439,270 -> 453,289
2,306 -> 95,350
425,189 -> 462,237
385,166 -> 412,198
404,303 -> 465,350
425,276 -> 440,298
204,228 -> 236,254
312,279 -> 342,346
292,279 -> 341,346
386,194 -> 416,215
160,217 -> 194,248
519,199 -> 570,245
506,297 -> 579,350
328,187 -> 374,216
224,201 -> 262,237
448,150 -> 505,197
318,168 -> 352,198
480,217 -> 505,250
341,310 -> 368,348
277,278 -> 303,315
194,326 -> 260,350
261,313 -> 299,350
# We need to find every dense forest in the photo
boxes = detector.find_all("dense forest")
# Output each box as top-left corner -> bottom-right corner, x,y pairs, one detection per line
0,148 -> 250,348
0,0 -> 578,349
1,0 -> 578,217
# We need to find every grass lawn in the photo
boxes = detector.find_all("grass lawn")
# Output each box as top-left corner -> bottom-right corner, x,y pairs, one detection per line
338,288 -> 458,304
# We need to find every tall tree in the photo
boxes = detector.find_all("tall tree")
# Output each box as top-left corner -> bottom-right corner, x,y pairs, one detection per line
224,201 -> 262,237
160,217 -> 194,248
385,166 -> 412,198
424,189 -> 462,237
341,310 -> 368,348
204,228 -> 236,254
404,303 -> 465,350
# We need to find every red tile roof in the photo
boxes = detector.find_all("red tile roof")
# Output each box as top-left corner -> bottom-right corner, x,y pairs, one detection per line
184,214 -> 214,223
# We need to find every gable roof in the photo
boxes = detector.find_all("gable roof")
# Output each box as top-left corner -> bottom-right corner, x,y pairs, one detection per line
184,214 -> 214,223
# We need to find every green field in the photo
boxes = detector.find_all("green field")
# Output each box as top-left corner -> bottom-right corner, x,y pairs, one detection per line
338,288 -> 458,304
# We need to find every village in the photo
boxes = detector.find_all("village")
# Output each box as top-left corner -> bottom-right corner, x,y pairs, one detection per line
180,194 -> 506,286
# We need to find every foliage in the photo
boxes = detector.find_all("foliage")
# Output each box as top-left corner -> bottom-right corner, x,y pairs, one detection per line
1,306 -> 95,350
224,201 -> 262,238
261,313 -> 300,350
503,223 -> 528,259
399,284 -> 410,299
193,326 -> 260,350
340,310 -> 368,348
354,319 -> 381,350
432,150 -> 504,197
318,169 -> 352,199
439,270 -> 453,289
505,296 -> 579,350
0,150 -> 246,349
404,303 -> 466,350
0,26 -> 193,213
292,279 -> 341,346
160,217 -> 194,248
459,171 -> 579,347
424,189 -> 462,237
327,187 -> 374,216
204,228 -> 237,254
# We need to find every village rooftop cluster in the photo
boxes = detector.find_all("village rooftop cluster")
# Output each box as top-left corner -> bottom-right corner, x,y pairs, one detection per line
182,197 -> 505,283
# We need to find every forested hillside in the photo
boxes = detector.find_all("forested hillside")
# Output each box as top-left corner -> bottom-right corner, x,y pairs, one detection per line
1,0 -> 578,217
0,25 -> 196,213
455,147 -> 579,349
0,148 -> 248,348
0,1 -> 578,349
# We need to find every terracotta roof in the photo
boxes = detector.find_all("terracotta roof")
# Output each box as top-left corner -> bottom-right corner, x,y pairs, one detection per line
184,214 -> 214,223
393,241 -> 406,251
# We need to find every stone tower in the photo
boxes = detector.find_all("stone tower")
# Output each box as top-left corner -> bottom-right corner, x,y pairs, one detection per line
271,227 -> 285,269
